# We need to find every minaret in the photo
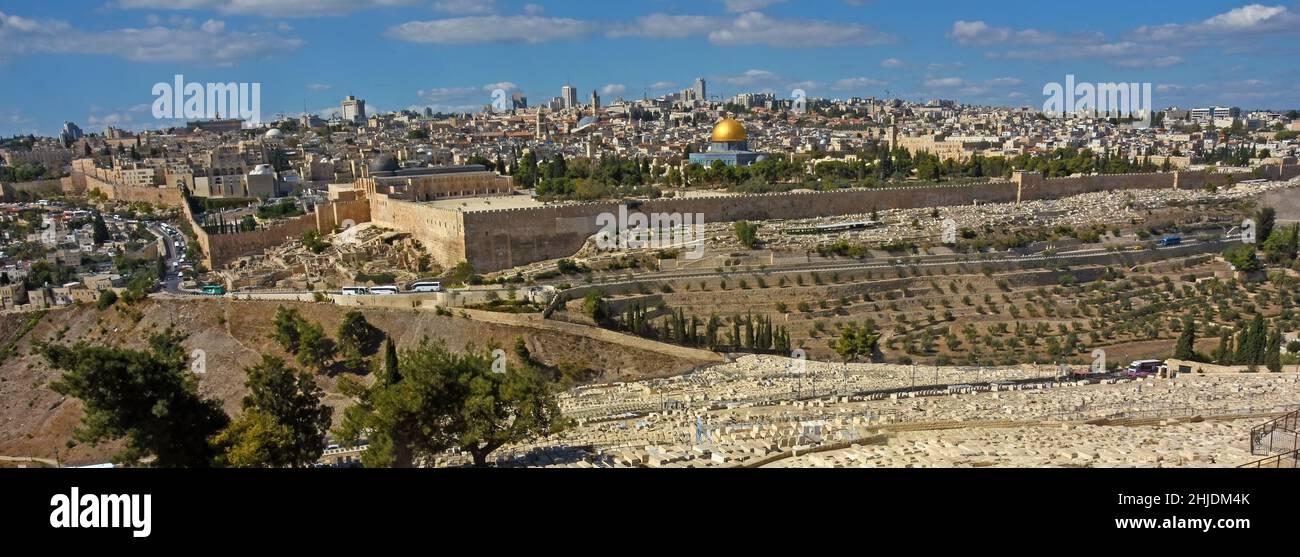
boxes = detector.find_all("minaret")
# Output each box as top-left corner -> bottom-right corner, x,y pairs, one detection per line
889,114 -> 899,151
535,108 -> 547,141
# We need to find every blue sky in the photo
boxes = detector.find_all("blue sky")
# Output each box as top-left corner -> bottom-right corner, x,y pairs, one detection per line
1,0 -> 1298,136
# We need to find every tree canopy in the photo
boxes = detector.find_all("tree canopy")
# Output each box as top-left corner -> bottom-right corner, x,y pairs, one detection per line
338,340 -> 566,467
42,329 -> 229,467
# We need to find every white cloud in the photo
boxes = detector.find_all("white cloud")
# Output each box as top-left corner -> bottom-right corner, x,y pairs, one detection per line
1201,3 -> 1294,31
0,10 -> 302,64
417,86 -> 480,103
482,81 -> 518,92
388,10 -> 893,48
1135,3 -> 1299,40
388,15 -> 595,44
880,57 -> 905,69
1112,56 -> 1184,68
924,77 -> 965,88
522,3 -> 545,16
718,69 -> 781,87
831,77 -> 886,90
88,112 -> 137,128
433,0 -> 496,15
608,14 -> 721,38
948,20 -> 1066,46
956,5 -> 1299,68
113,0 -> 421,18
307,83 -> 332,91
649,81 -> 676,90
709,11 -> 894,47
601,83 -> 627,96
722,0 -> 787,12
985,77 -> 1022,86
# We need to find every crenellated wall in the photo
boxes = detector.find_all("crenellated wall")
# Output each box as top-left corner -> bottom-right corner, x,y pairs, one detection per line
368,193 -> 468,265
82,173 -> 185,207
453,164 -> 1293,273
0,178 -> 66,201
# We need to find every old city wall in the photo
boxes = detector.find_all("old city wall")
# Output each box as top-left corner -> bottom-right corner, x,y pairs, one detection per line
459,164 -> 1300,273
460,181 -> 1020,272
81,173 -> 185,207
199,213 -> 318,270
0,178 -> 66,201
315,198 -> 372,232
181,194 -> 349,270
368,193 -> 467,266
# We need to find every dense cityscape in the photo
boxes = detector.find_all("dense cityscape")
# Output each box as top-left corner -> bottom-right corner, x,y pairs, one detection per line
1,1 -> 1298,480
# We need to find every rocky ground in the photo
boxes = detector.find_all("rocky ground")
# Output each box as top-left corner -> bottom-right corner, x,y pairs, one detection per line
766,420 -> 1256,468
480,355 -> 1299,468
0,299 -> 706,465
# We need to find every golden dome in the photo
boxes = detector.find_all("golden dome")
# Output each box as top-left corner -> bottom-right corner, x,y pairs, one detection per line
711,118 -> 748,142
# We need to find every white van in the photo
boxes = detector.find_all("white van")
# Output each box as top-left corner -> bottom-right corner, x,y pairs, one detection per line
409,281 -> 443,293
341,286 -> 368,296
369,286 -> 400,295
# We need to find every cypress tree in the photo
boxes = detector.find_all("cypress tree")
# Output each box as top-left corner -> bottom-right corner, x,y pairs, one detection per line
1266,326 -> 1282,373
381,337 -> 400,385
1173,316 -> 1196,360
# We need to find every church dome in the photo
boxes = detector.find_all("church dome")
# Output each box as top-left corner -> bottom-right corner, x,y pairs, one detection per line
710,118 -> 748,142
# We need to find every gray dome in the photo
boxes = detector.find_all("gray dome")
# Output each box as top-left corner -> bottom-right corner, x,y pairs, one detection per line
369,154 -> 398,172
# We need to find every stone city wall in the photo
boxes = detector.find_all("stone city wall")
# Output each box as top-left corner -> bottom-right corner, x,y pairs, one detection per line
459,181 -> 1019,272
0,178 -> 66,201
454,166 -> 1293,273
315,198 -> 372,232
368,193 -> 468,266
81,173 -> 185,207
182,193 -> 354,270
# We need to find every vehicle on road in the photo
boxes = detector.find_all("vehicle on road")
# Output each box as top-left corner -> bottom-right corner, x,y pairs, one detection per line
341,286 -> 368,295
1126,359 -> 1162,378
369,285 -> 400,295
409,281 -> 443,293
1157,235 -> 1181,247
201,284 -> 226,296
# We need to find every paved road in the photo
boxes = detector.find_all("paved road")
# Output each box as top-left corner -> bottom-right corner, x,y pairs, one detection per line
156,234 -> 1238,301
147,222 -> 191,295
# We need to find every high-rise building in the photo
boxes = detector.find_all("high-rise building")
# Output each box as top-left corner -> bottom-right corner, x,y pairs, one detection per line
590,90 -> 601,115
59,122 -> 84,143
693,78 -> 707,103
341,95 -> 367,123
512,92 -> 528,110
561,85 -> 578,110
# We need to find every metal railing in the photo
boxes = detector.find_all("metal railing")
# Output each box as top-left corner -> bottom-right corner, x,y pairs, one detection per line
1250,407 -> 1300,456
1238,448 -> 1300,469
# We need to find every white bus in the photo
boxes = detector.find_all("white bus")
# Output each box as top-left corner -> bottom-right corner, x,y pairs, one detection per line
369,285 -> 400,295
341,286 -> 368,296
409,281 -> 443,293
